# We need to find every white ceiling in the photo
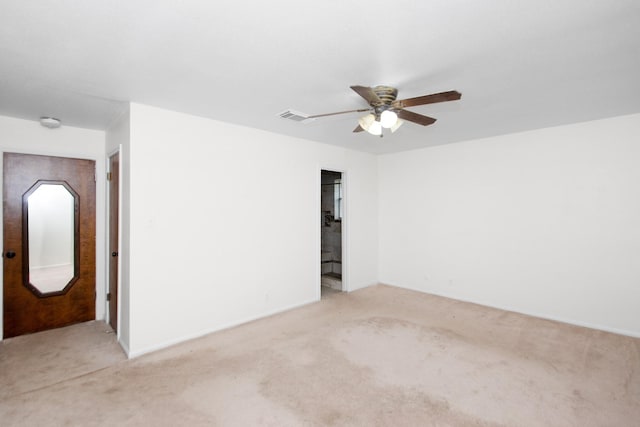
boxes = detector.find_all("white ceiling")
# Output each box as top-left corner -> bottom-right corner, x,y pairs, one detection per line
1,1 -> 639,154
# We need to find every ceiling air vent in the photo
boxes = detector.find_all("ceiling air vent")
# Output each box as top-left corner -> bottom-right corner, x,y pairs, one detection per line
277,109 -> 315,124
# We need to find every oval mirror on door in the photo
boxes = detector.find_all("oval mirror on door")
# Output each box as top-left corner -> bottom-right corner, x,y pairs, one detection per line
22,180 -> 79,297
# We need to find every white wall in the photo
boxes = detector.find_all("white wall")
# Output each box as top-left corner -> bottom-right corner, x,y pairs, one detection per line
105,108 -> 131,352
0,115 -> 106,339
126,103 -> 378,356
379,113 -> 640,336
7,103 -> 635,352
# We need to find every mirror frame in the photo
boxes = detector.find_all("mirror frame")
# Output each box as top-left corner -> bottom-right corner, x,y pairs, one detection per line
21,180 -> 80,298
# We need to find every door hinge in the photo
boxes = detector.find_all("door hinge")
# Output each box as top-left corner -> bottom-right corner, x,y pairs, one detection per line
106,292 -> 111,302
107,172 -> 112,181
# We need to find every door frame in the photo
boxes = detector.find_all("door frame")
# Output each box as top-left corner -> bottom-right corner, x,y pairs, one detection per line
106,146 -> 122,339
317,166 -> 348,300
0,147 -> 107,340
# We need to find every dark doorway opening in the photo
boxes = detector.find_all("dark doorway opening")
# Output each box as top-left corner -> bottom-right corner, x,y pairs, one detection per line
321,170 -> 342,297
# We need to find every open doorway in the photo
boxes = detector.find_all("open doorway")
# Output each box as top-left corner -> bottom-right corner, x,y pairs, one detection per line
107,150 -> 120,334
320,170 -> 343,297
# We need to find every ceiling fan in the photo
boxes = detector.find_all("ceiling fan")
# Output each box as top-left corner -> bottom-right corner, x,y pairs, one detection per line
309,85 -> 462,137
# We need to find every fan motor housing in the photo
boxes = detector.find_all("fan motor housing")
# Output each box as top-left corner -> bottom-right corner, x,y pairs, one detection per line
372,86 -> 398,105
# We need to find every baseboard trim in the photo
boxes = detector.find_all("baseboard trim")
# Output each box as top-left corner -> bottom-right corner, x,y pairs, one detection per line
118,338 -> 131,358
380,282 -> 640,339
127,298 -> 319,359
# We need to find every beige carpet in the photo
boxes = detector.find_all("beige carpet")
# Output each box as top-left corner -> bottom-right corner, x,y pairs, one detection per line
1,285 -> 638,426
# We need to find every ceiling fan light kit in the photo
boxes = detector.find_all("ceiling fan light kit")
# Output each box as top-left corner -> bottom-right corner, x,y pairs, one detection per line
307,85 -> 462,138
358,113 -> 382,136
389,118 -> 404,133
380,110 -> 398,128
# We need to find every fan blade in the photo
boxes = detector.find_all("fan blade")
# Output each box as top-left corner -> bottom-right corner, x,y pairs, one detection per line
350,85 -> 382,105
308,108 -> 370,118
353,125 -> 364,132
397,109 -> 437,126
392,90 -> 461,109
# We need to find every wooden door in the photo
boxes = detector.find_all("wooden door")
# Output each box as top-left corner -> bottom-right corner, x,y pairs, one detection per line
108,152 -> 119,332
3,153 -> 96,338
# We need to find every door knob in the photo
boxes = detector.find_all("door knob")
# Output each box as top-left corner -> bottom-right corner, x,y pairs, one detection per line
111,252 -> 118,257
5,251 -> 16,259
